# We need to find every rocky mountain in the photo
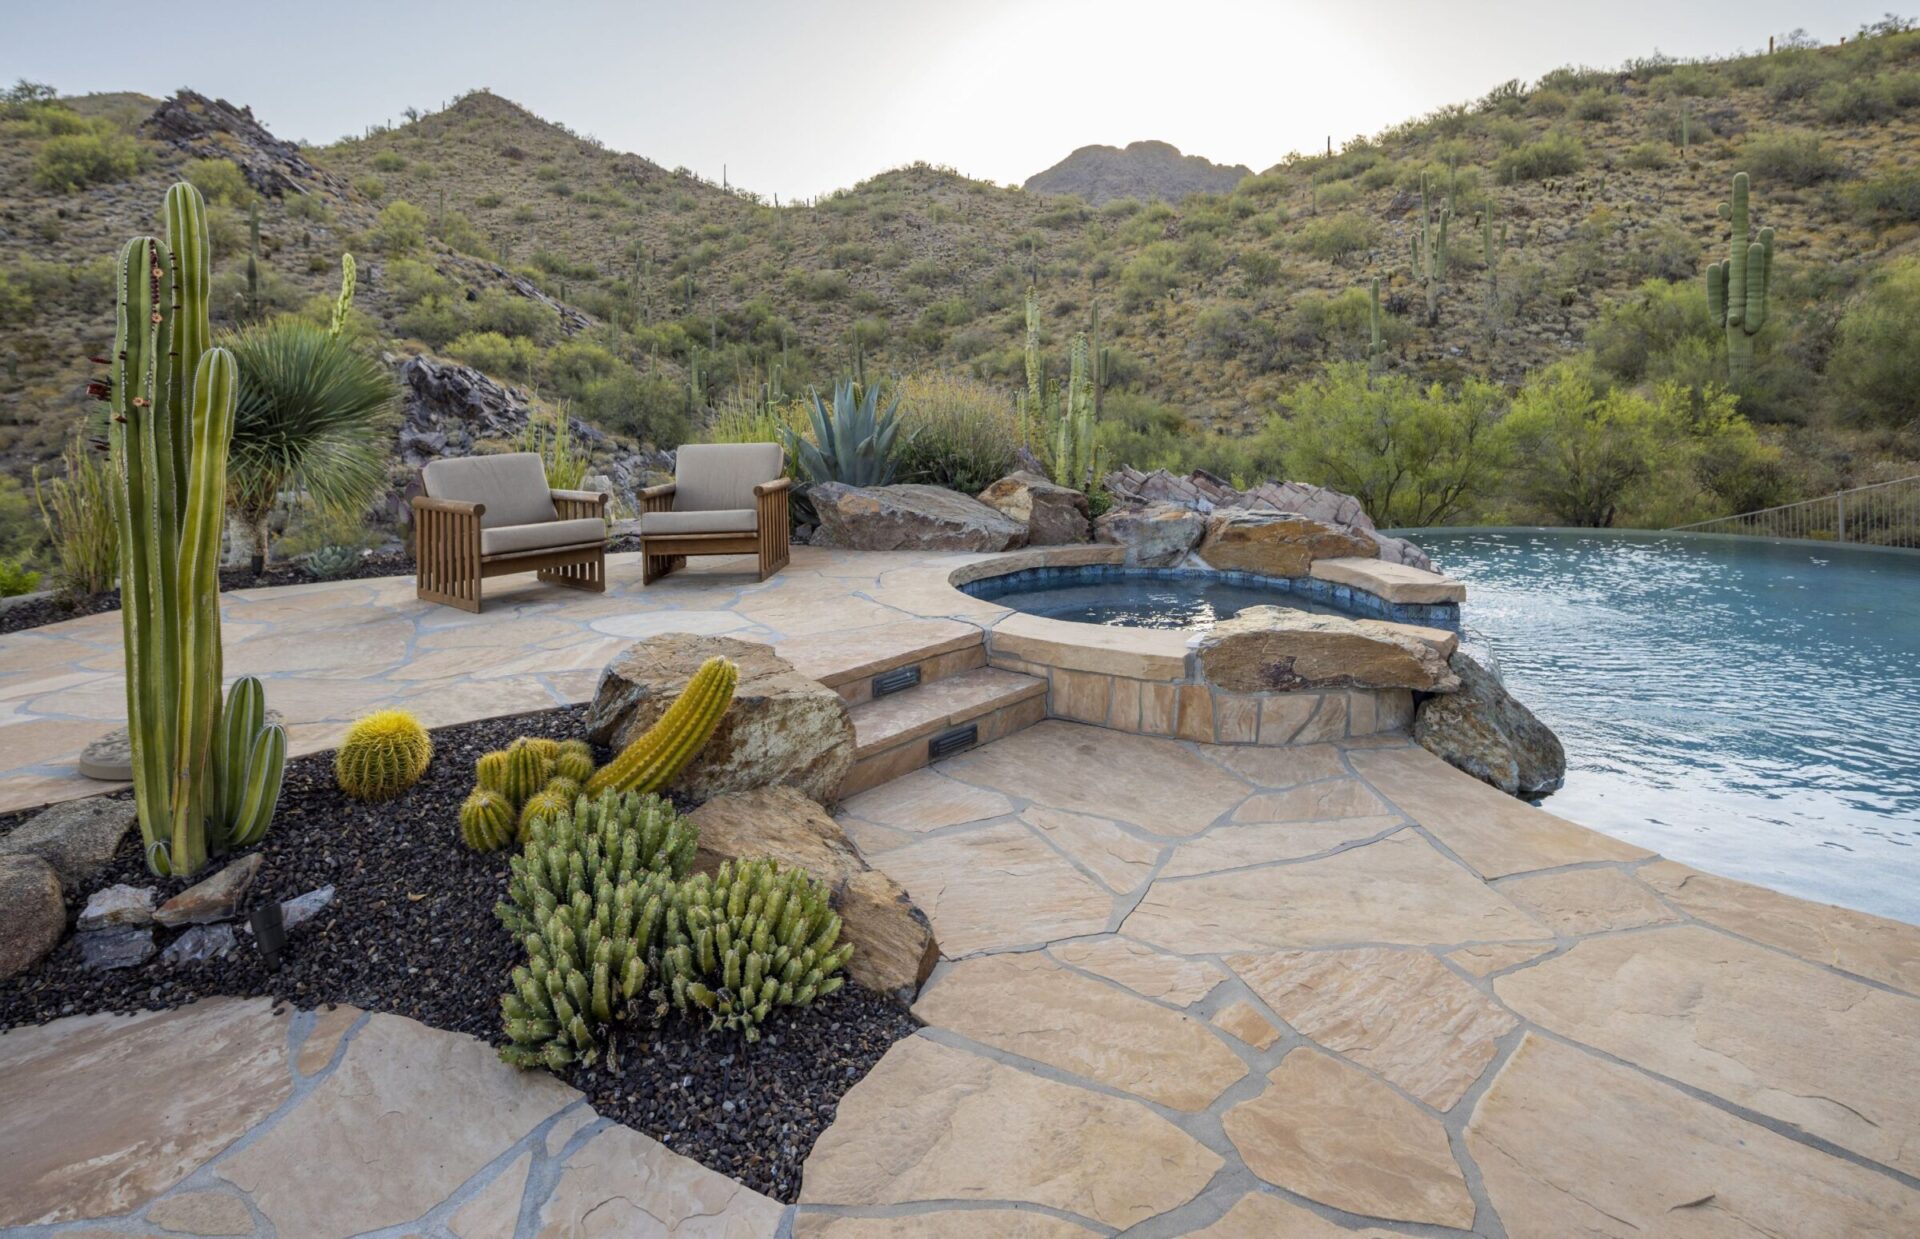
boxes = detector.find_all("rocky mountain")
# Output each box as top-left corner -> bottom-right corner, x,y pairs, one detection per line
1023,140 -> 1252,204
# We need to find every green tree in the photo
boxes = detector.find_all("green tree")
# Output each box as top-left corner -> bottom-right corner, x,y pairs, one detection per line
1829,257 -> 1920,429
1498,359 -> 1665,526
1271,362 -> 1506,527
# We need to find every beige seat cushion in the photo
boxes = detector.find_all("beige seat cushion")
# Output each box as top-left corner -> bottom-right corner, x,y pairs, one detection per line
675,443 -> 784,512
639,508 -> 758,536
480,517 -> 606,557
423,453 -> 557,529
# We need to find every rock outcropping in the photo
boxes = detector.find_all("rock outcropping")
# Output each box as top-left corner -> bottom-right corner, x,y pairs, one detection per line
1104,468 -> 1432,570
1196,510 -> 1380,577
1413,653 -> 1566,799
977,471 -> 1090,545
808,483 -> 1027,552
1025,140 -> 1252,205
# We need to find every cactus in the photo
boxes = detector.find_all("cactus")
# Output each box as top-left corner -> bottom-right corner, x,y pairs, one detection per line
1367,278 -> 1385,379
1022,285 -> 1045,447
1050,332 -> 1098,490
1482,202 -> 1507,342
553,747 -> 595,786
586,657 -> 738,798
213,676 -> 286,849
782,380 -> 901,486
335,709 -> 433,802
460,788 -> 516,852
518,786 -> 573,834
1706,171 -> 1774,385
327,253 -> 356,339
495,791 -> 696,1067
1409,172 -> 1450,326
476,750 -> 512,796
106,182 -> 256,877
502,742 -> 553,807
519,737 -> 561,762
661,858 -> 853,1042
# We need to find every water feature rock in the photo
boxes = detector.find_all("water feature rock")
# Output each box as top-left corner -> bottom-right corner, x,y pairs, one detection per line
587,634 -> 854,804
0,856 -> 64,980
1093,503 -> 1206,566
1413,653 -> 1566,799
77,882 -> 156,930
808,483 -> 1028,552
1196,510 -> 1379,577
977,471 -> 1091,545
153,855 -> 263,928
688,786 -> 938,1001
160,923 -> 237,966
1197,607 -> 1458,694
0,797 -> 135,885
79,925 -> 155,970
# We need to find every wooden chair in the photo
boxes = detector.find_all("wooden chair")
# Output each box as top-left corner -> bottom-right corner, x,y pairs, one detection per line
637,443 -> 791,584
411,452 -> 608,612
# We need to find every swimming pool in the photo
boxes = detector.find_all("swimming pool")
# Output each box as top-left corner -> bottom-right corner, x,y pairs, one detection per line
1411,529 -> 1920,923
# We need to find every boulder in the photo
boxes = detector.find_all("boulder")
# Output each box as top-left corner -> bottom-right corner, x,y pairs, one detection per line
1093,503 -> 1207,567
588,634 -> 854,804
1196,607 -> 1460,694
1197,510 -> 1380,578
977,471 -> 1091,545
0,855 -> 64,981
1414,653 -> 1566,799
0,796 -> 135,885
688,786 -> 938,1002
154,854 -> 263,928
808,483 -> 1028,552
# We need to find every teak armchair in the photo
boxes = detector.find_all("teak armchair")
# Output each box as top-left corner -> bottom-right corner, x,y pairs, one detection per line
637,443 -> 791,584
412,452 -> 608,612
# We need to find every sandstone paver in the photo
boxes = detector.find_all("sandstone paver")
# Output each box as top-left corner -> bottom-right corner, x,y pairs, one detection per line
1446,941 -> 1557,977
1189,1193 -> 1402,1238
794,1211 -> 1098,1237
1231,777 -> 1390,822
868,822 -> 1113,955
1157,815 -> 1401,878
837,767 -> 1014,833
1020,805 -> 1162,891
1047,936 -> 1226,1005
534,1123 -> 784,1237
1497,864 -> 1680,935
1211,1001 -> 1280,1049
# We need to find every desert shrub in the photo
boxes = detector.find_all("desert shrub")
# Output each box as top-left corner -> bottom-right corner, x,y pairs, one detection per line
583,369 -> 691,447
371,150 -> 408,173
1293,212 -> 1374,262
1829,257 -> 1920,429
1625,142 -> 1673,171
395,295 -> 468,347
0,269 -> 29,325
1119,247 -> 1179,309
1569,89 -> 1621,121
1765,54 -> 1832,102
34,436 -> 118,597
1587,278 -> 1720,384
1630,223 -> 1699,282
0,558 -> 38,597
1656,64 -> 1721,97
1851,166 -> 1920,224
1315,181 -> 1358,210
31,128 -> 145,191
1494,131 -> 1584,182
0,475 -> 40,563
354,175 -> 385,201
891,373 -> 1022,493
446,330 -> 539,379
1273,362 -> 1506,527
1742,130 -> 1845,187
469,288 -> 560,343
374,200 -> 430,254
544,340 -> 620,398
1525,89 -> 1571,117
791,269 -> 848,301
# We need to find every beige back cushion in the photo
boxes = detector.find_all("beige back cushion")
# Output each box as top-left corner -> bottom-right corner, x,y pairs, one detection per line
422,453 -> 557,529
675,443 -> 784,512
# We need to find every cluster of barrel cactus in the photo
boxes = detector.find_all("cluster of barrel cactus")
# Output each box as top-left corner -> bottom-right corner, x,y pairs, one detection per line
662,858 -> 852,1042
335,709 -> 433,802
494,790 -> 697,1068
461,736 -> 597,851
585,656 -> 737,798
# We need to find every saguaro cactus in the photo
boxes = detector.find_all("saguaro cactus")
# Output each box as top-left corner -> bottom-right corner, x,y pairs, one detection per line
1410,173 -> 1450,326
1706,171 -> 1774,385
1367,278 -> 1385,379
1051,332 -> 1098,490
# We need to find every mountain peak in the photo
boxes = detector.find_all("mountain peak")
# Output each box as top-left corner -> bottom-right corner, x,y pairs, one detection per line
1024,140 -> 1251,205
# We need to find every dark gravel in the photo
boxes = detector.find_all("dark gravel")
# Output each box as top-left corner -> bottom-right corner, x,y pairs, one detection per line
0,705 -> 917,1201
0,551 -> 417,636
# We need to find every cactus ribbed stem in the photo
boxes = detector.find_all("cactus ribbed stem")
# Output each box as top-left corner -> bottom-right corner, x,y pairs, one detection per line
1705,171 -> 1774,385
585,657 -> 738,797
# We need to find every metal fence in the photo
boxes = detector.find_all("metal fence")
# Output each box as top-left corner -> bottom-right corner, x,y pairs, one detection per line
1669,475 -> 1920,548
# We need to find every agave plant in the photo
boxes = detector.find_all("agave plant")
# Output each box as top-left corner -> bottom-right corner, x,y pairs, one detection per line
225,319 -> 399,572
782,379 -> 902,486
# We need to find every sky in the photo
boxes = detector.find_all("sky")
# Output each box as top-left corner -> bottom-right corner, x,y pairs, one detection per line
1,1 -> 1904,201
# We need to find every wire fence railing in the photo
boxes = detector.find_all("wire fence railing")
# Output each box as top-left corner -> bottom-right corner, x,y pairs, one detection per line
1669,475 -> 1920,548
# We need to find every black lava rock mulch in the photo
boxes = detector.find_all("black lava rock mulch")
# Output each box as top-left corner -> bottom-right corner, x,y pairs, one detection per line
0,705 -> 917,1202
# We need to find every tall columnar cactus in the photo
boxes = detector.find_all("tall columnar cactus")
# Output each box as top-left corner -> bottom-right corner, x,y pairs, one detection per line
327,252 -> 356,338
1367,278 -> 1385,379
1482,202 -> 1507,342
495,791 -> 696,1067
1022,285 -> 1044,447
1050,333 -> 1098,491
662,857 -> 852,1041
213,676 -> 286,849
1706,171 -> 1774,385
108,183 -> 259,877
1410,173 -> 1450,327
585,657 -> 738,797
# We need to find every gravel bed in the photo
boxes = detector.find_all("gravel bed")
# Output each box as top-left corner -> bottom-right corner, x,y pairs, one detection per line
0,705 -> 917,1201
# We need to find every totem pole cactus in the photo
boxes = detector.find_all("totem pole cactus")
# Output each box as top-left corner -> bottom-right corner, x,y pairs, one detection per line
108,183 -> 281,876
1706,171 -> 1774,385
1051,332 -> 1098,491
1367,278 -> 1385,380
1410,173 -> 1450,326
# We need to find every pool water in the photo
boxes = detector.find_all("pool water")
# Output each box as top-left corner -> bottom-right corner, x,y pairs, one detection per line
967,569 -> 1356,629
1413,529 -> 1920,924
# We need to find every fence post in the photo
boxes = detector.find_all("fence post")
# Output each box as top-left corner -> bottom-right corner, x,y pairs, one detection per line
1837,493 -> 1847,543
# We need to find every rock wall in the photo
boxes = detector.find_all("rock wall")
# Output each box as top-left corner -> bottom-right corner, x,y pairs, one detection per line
1103,468 -> 1433,570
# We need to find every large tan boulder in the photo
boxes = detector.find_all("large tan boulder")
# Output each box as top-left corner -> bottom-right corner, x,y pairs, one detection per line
1197,509 -> 1379,577
587,635 -> 853,803
1093,502 -> 1206,566
688,786 -> 937,1002
1197,607 -> 1459,693
809,483 -> 1027,552
977,471 -> 1090,545
0,854 -> 64,982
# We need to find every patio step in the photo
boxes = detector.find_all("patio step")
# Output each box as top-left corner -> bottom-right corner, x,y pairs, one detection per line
839,667 -> 1047,798
775,620 -> 987,707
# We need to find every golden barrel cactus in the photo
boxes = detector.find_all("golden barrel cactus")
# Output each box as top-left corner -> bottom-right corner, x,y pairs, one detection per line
335,710 -> 433,802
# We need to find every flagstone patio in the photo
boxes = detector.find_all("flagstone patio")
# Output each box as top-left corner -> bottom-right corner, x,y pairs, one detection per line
4,548 -> 1920,1235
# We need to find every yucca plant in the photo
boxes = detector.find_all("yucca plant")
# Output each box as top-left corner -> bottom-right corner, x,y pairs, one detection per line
782,379 -> 901,486
225,319 -> 398,573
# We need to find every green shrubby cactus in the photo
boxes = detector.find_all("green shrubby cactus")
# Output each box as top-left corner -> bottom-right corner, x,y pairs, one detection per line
495,791 -> 697,1067
662,858 -> 853,1042
1706,171 -> 1775,384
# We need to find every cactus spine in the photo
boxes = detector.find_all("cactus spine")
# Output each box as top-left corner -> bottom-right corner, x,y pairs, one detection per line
586,657 -> 738,797
1706,171 -> 1774,385
110,183 -> 258,877
1410,172 -> 1450,326
335,709 -> 433,802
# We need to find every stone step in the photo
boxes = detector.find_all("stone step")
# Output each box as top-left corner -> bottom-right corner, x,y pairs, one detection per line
839,668 -> 1047,797
774,619 -> 986,706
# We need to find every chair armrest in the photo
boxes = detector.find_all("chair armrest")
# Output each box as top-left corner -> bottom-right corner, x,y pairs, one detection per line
638,481 -> 676,516
412,495 -> 486,518
753,477 -> 793,498
550,489 -> 609,522
549,489 -> 609,508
